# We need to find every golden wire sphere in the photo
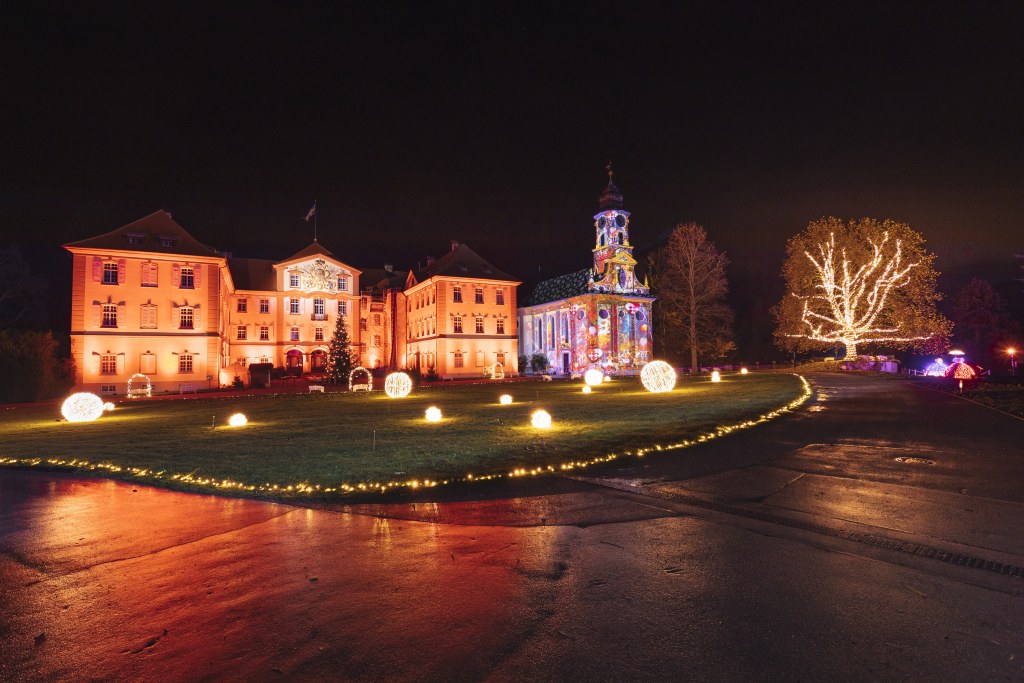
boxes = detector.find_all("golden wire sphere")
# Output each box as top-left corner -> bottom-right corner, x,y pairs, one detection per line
384,372 -> 413,398
640,361 -> 677,393
61,393 -> 105,423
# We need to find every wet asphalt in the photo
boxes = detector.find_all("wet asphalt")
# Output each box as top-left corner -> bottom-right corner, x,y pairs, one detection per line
2,373 -> 1023,681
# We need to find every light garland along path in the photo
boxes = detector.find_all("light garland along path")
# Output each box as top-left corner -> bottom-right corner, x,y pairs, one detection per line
0,375 -> 813,499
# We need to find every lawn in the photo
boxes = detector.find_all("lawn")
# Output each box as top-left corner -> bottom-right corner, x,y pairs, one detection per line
0,373 -> 809,497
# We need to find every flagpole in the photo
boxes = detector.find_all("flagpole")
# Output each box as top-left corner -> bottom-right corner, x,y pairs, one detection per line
314,200 -> 318,242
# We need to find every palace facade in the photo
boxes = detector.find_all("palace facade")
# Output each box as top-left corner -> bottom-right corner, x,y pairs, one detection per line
517,170 -> 655,376
65,211 -> 520,393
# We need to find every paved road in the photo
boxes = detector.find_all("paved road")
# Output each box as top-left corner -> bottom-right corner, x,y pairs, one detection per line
2,373 -> 1023,681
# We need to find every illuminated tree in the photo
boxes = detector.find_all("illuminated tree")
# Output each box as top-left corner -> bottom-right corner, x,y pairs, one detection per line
325,313 -> 354,385
775,217 -> 951,359
950,278 -> 1019,362
647,223 -> 734,372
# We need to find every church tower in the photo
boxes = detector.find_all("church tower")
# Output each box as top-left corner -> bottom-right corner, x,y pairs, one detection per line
589,164 -> 649,296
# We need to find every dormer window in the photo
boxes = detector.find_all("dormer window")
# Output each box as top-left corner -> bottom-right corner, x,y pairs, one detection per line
126,233 -> 145,245
159,236 -> 177,248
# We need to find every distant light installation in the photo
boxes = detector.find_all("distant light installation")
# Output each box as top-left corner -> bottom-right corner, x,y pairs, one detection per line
127,373 -> 151,398
949,361 -> 977,380
584,369 -> 604,387
740,367 -> 749,375
603,375 -> 612,383
61,393 -> 105,423
425,406 -> 442,422
640,361 -> 676,393
384,372 -> 413,398
582,385 -> 592,394
103,402 -> 116,412
531,410 -> 552,429
711,370 -> 722,382
924,358 -> 948,376
348,366 -> 371,391
499,394 -> 513,405
228,413 -> 248,427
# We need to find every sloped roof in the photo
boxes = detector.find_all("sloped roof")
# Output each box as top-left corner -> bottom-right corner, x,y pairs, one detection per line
64,210 -> 220,257
360,267 -> 407,293
277,241 -> 337,264
419,243 -> 518,282
524,268 -> 591,306
227,258 -> 277,291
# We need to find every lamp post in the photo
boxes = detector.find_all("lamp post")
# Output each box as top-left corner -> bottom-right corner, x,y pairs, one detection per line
1009,347 -> 1017,374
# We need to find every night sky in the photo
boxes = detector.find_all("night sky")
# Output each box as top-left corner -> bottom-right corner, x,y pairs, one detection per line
3,4 -> 1022,354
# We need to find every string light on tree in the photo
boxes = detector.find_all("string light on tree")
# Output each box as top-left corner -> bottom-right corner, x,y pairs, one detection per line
61,393 -> 105,422
384,372 -> 413,398
640,360 -> 676,393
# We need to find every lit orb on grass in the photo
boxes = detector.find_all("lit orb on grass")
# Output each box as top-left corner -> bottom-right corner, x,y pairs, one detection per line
603,375 -> 612,383
103,402 -> 116,412
740,367 -> 749,375
384,372 -> 413,398
499,394 -> 513,405
584,369 -> 604,387
61,393 -> 105,423
531,410 -> 552,429
582,385 -> 592,394
228,413 -> 248,427
640,361 -> 676,393
425,406 -> 442,422
711,370 -> 722,382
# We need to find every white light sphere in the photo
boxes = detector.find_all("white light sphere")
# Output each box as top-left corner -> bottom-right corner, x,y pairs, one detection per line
499,394 -> 513,405
582,385 -> 592,394
531,409 -> 552,429
228,413 -> 248,427
711,370 -> 722,382
584,369 -> 604,387
740,367 -> 749,375
603,375 -> 612,383
425,406 -> 442,422
640,361 -> 676,393
61,393 -> 105,423
384,372 -> 413,398
103,402 -> 116,412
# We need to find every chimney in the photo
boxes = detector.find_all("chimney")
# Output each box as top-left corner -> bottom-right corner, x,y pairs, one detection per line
451,240 -> 460,253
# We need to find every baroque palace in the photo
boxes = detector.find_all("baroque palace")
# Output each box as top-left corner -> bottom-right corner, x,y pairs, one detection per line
65,212 -> 520,393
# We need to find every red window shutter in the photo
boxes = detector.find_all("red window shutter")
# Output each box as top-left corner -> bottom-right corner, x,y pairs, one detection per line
194,264 -> 202,289
172,263 -> 180,287
92,257 -> 102,282
118,260 -> 126,284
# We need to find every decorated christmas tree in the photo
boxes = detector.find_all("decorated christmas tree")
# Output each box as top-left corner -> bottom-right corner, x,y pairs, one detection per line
325,313 -> 354,385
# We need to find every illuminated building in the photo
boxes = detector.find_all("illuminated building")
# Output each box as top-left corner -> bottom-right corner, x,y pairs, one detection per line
65,212 -> 520,393
518,167 -> 654,376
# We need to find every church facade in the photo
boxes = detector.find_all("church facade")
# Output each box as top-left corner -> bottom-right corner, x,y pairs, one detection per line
65,211 -> 520,393
517,170 -> 655,376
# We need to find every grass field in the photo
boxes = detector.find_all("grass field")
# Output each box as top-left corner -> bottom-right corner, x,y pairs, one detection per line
0,373 -> 808,496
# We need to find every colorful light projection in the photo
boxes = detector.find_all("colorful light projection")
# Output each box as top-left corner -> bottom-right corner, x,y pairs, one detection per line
425,406 -> 442,422
640,360 -> 676,393
61,393 -> 105,422
228,413 -> 248,427
531,410 -> 552,429
584,369 -> 604,386
499,394 -> 513,405
384,372 -> 413,398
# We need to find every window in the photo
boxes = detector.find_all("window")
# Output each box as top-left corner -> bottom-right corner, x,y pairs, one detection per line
496,318 -> 505,334
179,266 -> 194,289
140,304 -> 157,329
178,353 -> 193,373
101,304 -> 117,328
290,326 -> 300,341
290,298 -> 300,315
237,325 -> 247,340
237,299 -> 247,313
179,306 -> 194,330
259,298 -> 270,314
452,285 -> 462,303
141,262 -> 158,286
290,273 -> 300,288
454,352 -> 464,368
337,300 -> 347,315
140,352 -> 157,374
160,236 -> 177,248
453,315 -> 463,333
314,298 -> 325,320
475,287 -> 483,304
260,325 -> 269,340
100,384 -> 116,394
360,318 -> 367,331
373,334 -> 381,346
476,350 -> 485,367
126,233 -> 144,245
100,354 -> 117,375
373,313 -> 381,325
475,316 -> 484,334
337,276 -> 348,292
548,319 -> 555,348
315,327 -> 324,341
102,262 -> 119,285
496,289 -> 504,305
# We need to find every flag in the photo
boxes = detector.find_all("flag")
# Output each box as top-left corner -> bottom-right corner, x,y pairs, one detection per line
304,202 -> 317,222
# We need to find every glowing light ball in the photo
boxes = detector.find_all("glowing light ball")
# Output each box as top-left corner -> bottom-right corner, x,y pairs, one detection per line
531,410 -> 552,429
640,361 -> 676,393
384,372 -> 413,398
103,402 -> 116,412
228,413 -> 248,427
711,371 -> 721,382
584,369 -> 604,386
603,375 -> 612,383
740,368 -> 749,375
499,394 -> 513,405
425,406 -> 442,422
582,385 -> 592,394
61,393 -> 105,422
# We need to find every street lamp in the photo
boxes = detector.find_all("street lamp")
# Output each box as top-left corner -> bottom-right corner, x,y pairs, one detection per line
1008,347 -> 1017,373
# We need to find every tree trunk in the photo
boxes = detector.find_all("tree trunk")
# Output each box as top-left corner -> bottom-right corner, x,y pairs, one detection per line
843,339 -> 858,360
